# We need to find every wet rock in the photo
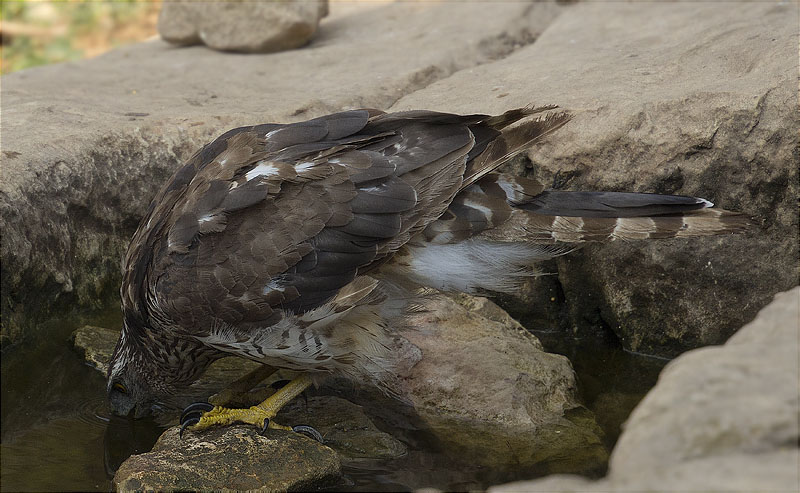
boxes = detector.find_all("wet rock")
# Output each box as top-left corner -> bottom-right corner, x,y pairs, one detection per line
609,287 -> 800,479
398,294 -> 607,475
490,287 -> 800,492
70,325 -> 118,372
158,0 -> 328,53
391,1 -> 798,357
1,1 -> 563,345
113,426 -> 341,492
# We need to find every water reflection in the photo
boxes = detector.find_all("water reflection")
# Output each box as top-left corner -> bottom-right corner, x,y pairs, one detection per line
103,415 -> 164,478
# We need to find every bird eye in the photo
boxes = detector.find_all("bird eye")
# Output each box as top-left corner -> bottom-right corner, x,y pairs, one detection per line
113,382 -> 127,394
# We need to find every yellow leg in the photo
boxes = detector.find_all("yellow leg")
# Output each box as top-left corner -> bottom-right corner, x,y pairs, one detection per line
189,374 -> 313,432
208,364 -> 277,407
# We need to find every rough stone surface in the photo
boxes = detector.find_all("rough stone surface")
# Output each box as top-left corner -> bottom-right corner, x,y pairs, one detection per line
70,325 -> 119,373
492,450 -> 800,493
0,0 -> 563,346
158,0 -> 328,53
491,287 -> 800,492
395,294 -> 607,475
280,396 -> 408,463
113,426 -> 341,492
391,1 -> 799,357
610,287 -> 800,477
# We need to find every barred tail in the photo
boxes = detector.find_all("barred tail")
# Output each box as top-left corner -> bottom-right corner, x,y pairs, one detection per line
422,173 -> 751,245
503,207 -> 750,243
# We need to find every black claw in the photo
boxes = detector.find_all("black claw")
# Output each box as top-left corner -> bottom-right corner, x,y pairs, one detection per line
180,402 -> 214,423
292,425 -> 324,443
260,418 -> 270,436
180,417 -> 199,438
180,410 -> 206,425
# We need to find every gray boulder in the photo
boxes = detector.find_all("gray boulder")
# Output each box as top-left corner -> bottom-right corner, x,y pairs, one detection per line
280,396 -> 408,463
158,0 -> 329,53
391,1 -> 798,357
490,287 -> 800,492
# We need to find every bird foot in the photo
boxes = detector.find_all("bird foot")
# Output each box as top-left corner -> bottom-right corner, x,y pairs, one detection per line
179,374 -> 319,441
179,401 -> 322,442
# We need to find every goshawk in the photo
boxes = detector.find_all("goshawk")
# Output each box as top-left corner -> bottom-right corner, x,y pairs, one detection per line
107,106 -> 747,437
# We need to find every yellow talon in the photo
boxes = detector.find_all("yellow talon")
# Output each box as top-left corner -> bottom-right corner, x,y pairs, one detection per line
191,405 -> 275,430
181,374 -> 315,435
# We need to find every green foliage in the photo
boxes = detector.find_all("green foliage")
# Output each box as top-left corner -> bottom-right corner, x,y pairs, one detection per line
1,1 -> 158,75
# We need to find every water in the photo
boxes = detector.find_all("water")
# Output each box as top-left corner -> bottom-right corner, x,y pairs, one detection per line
0,308 -> 667,492
531,329 -> 669,451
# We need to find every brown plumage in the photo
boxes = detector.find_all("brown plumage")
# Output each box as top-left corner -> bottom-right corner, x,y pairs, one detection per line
107,106 -> 748,419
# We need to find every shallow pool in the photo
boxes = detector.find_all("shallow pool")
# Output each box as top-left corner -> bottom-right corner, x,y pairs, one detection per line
0,307 -> 666,491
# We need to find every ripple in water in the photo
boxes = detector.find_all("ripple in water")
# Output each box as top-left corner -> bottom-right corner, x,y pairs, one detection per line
73,395 -> 113,428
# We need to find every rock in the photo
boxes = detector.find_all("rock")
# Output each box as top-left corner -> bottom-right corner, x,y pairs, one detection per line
1,1 -> 563,346
70,325 -> 119,373
113,426 -> 341,492
610,287 -> 799,477
492,451 -> 800,493
280,396 -> 407,463
158,0 -> 329,53
390,1 -> 798,357
490,287 -> 800,492
397,294 -> 607,475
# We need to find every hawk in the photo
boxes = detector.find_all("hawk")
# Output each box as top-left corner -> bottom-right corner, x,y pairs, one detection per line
107,106 -> 748,438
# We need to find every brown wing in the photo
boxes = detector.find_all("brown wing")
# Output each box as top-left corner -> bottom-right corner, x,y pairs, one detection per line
124,109 -> 490,336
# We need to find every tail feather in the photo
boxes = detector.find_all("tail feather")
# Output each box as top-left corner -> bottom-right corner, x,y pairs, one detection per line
520,190 -> 712,218
462,109 -> 572,189
422,171 -> 751,245
504,209 -> 750,243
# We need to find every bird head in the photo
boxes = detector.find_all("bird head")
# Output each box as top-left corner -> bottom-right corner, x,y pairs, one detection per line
106,323 -> 168,418
107,365 -> 152,418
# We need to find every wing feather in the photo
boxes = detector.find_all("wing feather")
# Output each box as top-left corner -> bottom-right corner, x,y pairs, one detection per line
124,107 -> 565,342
